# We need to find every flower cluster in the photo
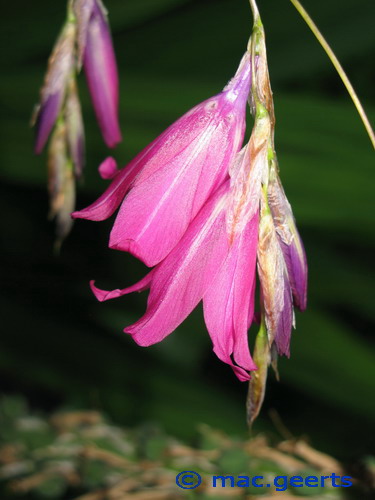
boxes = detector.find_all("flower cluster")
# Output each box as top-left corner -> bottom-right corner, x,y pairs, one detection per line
33,0 -> 121,245
74,10 -> 307,418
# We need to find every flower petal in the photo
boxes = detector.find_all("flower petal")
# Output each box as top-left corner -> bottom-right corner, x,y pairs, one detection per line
90,271 -> 153,301
203,212 -> 259,381
98,156 -> 118,180
109,113 -> 242,266
123,184 -> 231,346
71,112 -> 206,221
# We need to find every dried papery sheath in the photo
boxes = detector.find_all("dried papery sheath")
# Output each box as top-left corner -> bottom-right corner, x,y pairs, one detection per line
257,189 -> 294,356
48,121 -> 68,220
74,0 -> 121,147
268,167 -> 307,311
33,22 -> 76,154
65,76 -> 85,177
47,120 -> 76,248
247,319 -> 270,426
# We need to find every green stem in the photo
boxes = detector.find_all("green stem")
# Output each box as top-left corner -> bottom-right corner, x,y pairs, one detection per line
289,0 -> 375,149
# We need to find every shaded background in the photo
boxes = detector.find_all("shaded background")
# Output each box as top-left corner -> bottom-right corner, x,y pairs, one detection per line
0,0 -> 374,470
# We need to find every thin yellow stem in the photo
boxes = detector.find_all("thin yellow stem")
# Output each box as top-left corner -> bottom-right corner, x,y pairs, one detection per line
289,0 -> 375,149
248,0 -> 260,21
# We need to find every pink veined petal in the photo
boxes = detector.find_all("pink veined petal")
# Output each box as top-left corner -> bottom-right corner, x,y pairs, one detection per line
98,156 -> 118,180
203,212 -> 259,381
109,115 -> 243,266
90,271 -> 153,302
71,94 -> 230,222
123,184 -> 231,346
74,52 -> 250,265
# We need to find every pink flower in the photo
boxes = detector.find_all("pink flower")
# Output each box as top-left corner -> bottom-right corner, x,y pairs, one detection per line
74,0 -> 122,147
72,52 -> 251,267
89,144 -> 262,381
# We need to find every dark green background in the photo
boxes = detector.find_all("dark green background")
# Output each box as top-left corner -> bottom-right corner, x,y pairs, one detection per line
0,0 -> 374,465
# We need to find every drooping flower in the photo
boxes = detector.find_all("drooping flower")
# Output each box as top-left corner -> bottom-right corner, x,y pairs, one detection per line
89,142 -> 262,380
74,0 -> 122,147
73,52 -> 252,267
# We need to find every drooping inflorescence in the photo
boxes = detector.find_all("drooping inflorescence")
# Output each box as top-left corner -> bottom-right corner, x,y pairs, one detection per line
73,2 -> 308,424
33,0 -> 121,247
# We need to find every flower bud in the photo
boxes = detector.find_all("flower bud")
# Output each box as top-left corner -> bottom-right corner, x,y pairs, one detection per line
257,189 -> 294,356
268,170 -> 307,311
47,120 -> 75,248
33,22 -> 76,154
74,0 -> 121,147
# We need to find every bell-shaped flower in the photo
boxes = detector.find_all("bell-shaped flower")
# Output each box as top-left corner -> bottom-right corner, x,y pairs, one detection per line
33,22 -> 76,154
88,141 -> 263,381
73,52 -> 251,267
74,0 -> 122,147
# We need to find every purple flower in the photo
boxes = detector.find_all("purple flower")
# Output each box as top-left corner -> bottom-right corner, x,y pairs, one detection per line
73,52 -> 251,267
74,0 -> 122,147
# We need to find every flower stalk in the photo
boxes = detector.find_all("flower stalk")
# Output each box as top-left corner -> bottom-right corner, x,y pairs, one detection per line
289,0 -> 374,149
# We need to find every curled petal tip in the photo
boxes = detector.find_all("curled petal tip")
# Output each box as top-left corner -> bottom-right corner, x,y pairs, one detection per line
98,156 -> 118,179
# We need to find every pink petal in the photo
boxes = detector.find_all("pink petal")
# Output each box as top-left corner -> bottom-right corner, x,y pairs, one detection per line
123,184 -> 231,346
71,96 -> 219,221
90,271 -> 153,302
203,212 -> 259,381
109,114 -> 242,266
98,156 -> 118,180
74,53 -> 251,266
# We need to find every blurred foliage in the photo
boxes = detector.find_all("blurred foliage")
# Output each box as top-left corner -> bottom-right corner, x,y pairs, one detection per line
1,395 -> 372,499
0,2 -> 374,494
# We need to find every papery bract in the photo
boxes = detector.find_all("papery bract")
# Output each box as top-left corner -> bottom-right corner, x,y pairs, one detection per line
257,191 -> 294,357
73,52 -> 251,267
268,172 -> 307,311
34,23 -> 76,154
65,77 -> 85,177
